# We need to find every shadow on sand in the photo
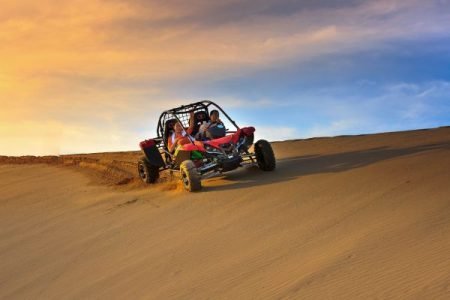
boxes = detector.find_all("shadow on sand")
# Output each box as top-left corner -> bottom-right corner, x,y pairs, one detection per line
203,141 -> 450,192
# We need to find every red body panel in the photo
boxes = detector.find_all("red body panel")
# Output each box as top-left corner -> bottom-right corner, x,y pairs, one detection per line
139,139 -> 155,150
204,134 -> 235,148
141,127 -> 255,152
179,141 -> 206,152
203,126 -> 255,148
241,126 -> 255,136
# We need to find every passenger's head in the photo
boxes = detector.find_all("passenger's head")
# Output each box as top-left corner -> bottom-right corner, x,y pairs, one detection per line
210,110 -> 220,122
174,121 -> 183,133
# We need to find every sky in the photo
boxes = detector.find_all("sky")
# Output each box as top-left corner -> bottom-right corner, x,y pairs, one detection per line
1,0 -> 450,155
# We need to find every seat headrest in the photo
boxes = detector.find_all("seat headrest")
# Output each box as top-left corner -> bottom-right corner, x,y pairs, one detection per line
165,118 -> 177,129
194,111 -> 209,124
164,118 -> 178,146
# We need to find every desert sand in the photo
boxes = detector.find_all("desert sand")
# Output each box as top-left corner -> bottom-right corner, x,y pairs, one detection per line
1,127 -> 450,299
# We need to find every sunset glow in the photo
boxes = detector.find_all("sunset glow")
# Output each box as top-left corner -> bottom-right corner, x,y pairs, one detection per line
1,0 -> 450,155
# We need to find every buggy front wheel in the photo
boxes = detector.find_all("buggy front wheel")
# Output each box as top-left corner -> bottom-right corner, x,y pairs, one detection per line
180,160 -> 202,192
255,139 -> 276,171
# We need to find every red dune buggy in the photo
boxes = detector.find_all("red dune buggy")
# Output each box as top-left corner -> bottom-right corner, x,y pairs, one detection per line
138,100 -> 276,191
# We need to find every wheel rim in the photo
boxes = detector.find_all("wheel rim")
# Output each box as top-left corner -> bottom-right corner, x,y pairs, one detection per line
181,170 -> 189,188
138,163 -> 147,180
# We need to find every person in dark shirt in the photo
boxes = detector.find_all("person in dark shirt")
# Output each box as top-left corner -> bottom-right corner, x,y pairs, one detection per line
198,110 -> 226,139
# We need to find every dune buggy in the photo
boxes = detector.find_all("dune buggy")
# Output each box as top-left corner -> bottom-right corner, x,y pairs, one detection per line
138,100 -> 276,191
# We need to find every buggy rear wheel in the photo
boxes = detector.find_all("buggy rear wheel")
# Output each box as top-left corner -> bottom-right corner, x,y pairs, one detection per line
138,156 -> 160,183
180,160 -> 202,192
255,139 -> 276,171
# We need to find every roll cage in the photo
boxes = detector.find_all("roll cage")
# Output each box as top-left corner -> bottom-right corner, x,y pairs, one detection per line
156,100 -> 240,150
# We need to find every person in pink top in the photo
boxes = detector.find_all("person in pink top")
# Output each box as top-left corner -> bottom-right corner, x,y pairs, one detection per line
168,112 -> 195,153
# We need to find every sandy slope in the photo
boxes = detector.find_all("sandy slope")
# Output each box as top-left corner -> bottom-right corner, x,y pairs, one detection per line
1,127 -> 450,299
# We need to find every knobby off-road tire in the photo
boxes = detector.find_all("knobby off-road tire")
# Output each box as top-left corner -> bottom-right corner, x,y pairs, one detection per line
255,139 -> 276,171
180,160 -> 202,192
138,156 -> 160,183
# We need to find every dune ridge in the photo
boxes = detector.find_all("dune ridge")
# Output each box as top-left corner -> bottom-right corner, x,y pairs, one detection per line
0,155 -> 136,185
1,126 -> 448,187
0,126 -> 449,299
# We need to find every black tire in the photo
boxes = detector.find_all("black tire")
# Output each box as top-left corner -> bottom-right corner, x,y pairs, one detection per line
255,139 -> 276,171
180,160 -> 202,192
138,157 -> 159,183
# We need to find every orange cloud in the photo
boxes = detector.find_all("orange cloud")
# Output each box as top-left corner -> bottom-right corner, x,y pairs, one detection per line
1,0 -> 447,155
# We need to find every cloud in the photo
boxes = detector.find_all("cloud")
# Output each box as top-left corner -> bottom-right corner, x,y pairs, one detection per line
252,126 -> 298,142
290,81 -> 450,138
0,119 -> 145,156
3,0 -> 449,81
1,0 -> 450,154
304,119 -> 363,138
381,81 -> 450,122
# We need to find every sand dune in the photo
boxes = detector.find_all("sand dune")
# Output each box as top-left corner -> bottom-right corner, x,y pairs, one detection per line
1,127 -> 450,299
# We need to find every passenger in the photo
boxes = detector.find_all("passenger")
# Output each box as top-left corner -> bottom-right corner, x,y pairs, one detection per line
168,112 -> 195,153
198,110 -> 225,139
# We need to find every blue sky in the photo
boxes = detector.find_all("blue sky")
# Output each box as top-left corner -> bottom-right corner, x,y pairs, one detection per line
1,0 -> 449,155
